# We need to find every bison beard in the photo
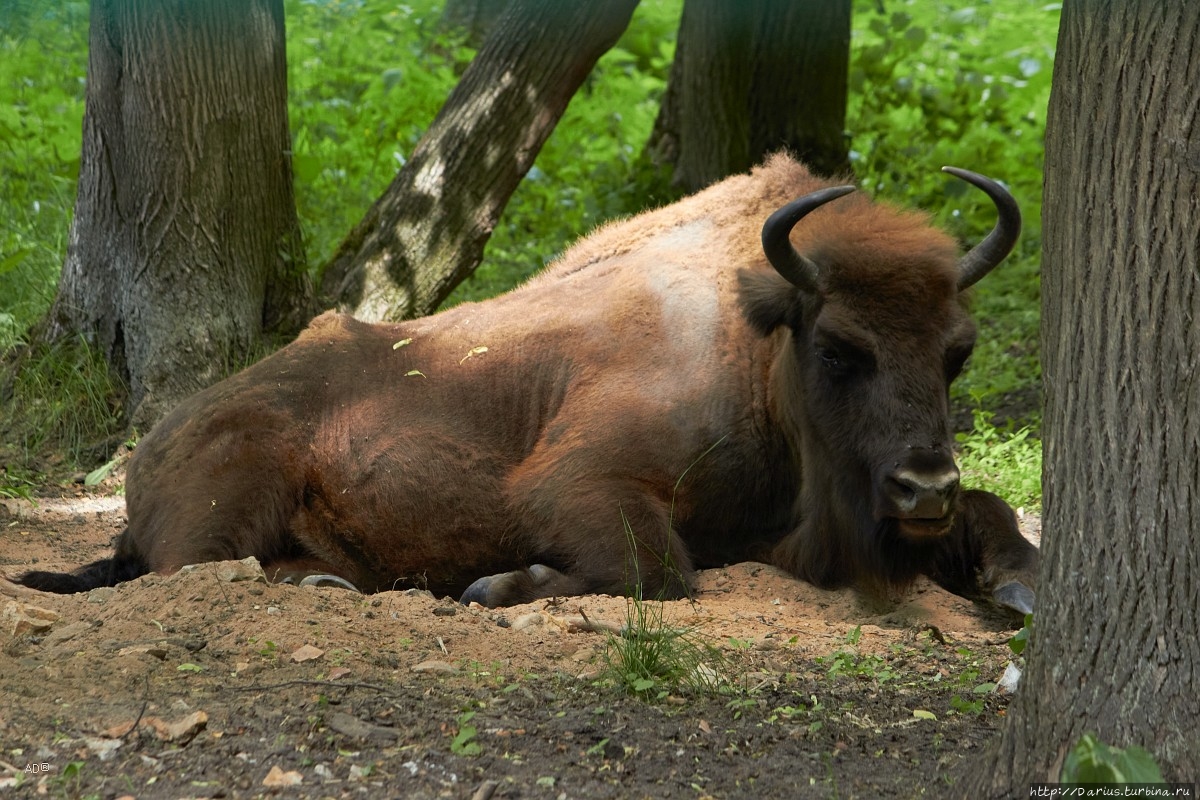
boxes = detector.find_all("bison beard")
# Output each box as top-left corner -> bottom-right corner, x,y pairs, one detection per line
15,154 -> 1038,619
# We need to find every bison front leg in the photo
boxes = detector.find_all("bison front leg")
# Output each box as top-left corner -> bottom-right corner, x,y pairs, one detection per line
461,484 -> 696,607
926,489 -> 1040,617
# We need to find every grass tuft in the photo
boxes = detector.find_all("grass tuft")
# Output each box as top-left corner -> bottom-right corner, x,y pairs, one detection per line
604,593 -> 726,700
0,336 -> 126,490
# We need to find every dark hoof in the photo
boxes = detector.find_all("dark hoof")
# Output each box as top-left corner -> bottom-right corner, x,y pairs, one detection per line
459,564 -> 556,607
992,581 -> 1034,616
460,573 -> 505,606
291,574 -> 361,592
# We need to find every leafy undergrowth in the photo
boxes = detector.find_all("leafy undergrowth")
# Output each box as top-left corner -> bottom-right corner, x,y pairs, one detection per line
957,407 -> 1042,512
0,336 -> 125,496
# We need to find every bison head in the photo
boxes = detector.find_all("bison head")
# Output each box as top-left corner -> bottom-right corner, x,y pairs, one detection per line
739,168 -> 1021,580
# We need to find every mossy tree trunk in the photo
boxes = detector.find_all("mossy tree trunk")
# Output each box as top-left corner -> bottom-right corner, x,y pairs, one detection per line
647,0 -> 850,192
321,0 -> 639,323
47,0 -> 310,429
965,2 -> 1200,792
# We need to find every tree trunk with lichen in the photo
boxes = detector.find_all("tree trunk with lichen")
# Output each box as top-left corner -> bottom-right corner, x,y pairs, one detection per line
47,0 -> 310,429
321,0 -> 639,323
648,0 -> 850,192
964,2 -> 1200,792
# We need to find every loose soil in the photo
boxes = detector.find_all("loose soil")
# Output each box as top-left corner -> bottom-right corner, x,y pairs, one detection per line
0,486 -> 1039,799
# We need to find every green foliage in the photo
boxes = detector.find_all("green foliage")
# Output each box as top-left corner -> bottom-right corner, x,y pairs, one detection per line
1009,613 -> 1033,656
956,407 -> 1042,510
0,2 -> 88,349
287,0 -> 475,272
1060,733 -> 1164,783
0,337 -> 125,489
850,0 -> 1054,246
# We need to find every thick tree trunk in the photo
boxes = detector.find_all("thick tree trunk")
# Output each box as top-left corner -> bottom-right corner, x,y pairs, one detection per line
648,0 -> 850,192
322,0 -> 639,323
966,2 -> 1200,792
47,0 -> 309,429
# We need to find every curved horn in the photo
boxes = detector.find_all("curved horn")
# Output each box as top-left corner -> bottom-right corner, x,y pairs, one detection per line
941,166 -> 1022,290
761,185 -> 856,292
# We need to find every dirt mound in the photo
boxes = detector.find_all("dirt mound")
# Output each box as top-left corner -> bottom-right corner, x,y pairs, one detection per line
1,493 -> 1031,798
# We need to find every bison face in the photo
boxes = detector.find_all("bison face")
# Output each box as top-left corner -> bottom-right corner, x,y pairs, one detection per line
804,296 -> 977,540
740,167 -> 1020,544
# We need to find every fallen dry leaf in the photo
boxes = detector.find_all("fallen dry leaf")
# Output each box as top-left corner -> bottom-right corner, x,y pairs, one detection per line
263,765 -> 303,787
105,710 -> 208,743
290,644 -> 324,662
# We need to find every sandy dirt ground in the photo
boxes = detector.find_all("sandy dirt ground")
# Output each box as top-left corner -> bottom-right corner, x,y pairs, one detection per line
0,489 -> 1037,799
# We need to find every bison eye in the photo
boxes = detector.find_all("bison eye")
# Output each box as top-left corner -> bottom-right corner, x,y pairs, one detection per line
812,335 -> 873,378
816,346 -> 859,378
817,347 -> 842,369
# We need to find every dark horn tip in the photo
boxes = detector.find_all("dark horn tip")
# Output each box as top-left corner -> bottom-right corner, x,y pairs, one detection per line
941,167 -> 1022,291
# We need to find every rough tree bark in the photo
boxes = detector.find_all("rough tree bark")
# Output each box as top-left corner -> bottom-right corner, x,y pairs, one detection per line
322,0 -> 639,323
647,0 -> 850,192
966,2 -> 1200,792
47,0 -> 309,429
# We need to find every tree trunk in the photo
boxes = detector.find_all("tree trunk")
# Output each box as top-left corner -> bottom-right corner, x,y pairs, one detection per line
439,0 -> 511,47
322,0 -> 639,323
47,0 -> 309,429
966,2 -> 1200,791
648,0 -> 850,192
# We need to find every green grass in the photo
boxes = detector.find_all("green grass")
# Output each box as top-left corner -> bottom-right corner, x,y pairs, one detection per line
0,1 -> 88,352
0,336 -> 126,477
603,593 -> 726,700
957,408 -> 1042,511
0,0 -> 1056,501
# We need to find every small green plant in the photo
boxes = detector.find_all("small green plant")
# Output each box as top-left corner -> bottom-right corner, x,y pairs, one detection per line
1061,733 -> 1164,782
1009,613 -> 1033,656
0,464 -> 37,500
449,711 -> 481,756
52,760 -> 86,796
817,628 -> 900,684
956,407 -> 1042,511
604,591 -> 725,699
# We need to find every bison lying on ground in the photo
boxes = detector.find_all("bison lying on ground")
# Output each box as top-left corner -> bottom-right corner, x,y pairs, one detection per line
18,154 -> 1038,615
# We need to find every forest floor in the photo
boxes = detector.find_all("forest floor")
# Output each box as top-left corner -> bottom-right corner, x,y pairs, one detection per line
0,486 -> 1039,800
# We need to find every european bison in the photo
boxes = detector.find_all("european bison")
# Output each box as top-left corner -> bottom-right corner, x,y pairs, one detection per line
18,154 -> 1038,615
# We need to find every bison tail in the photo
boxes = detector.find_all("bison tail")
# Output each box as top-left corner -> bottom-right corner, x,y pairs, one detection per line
15,533 -> 148,594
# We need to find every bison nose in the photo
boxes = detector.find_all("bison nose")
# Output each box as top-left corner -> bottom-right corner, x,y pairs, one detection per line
884,466 -> 960,519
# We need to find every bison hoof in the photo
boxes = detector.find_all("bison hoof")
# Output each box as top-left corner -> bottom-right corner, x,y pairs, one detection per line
992,580 -> 1034,617
295,574 -> 361,592
459,564 -> 556,607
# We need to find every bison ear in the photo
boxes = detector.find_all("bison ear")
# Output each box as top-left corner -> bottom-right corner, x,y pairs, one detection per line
737,269 -> 803,336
